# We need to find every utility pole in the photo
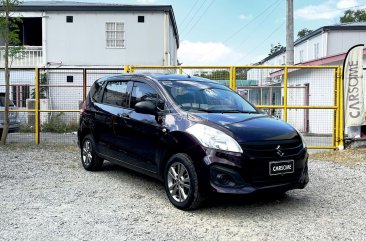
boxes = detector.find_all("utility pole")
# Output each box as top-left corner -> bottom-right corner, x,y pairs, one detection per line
286,0 -> 294,65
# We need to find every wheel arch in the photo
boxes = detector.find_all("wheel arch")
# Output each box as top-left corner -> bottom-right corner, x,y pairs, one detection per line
158,131 -> 206,179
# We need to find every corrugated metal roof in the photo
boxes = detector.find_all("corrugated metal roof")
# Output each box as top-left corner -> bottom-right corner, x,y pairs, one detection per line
294,23 -> 366,46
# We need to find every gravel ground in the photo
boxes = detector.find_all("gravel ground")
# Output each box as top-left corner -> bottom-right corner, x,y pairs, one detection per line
1,145 -> 366,241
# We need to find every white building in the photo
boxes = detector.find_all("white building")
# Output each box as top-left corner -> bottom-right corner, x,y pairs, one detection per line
260,23 -> 366,67
0,1 -> 179,67
0,1 -> 180,126
248,23 -> 366,135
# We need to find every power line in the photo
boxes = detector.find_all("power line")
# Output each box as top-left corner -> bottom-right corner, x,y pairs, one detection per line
235,0 -> 283,51
222,0 -> 282,45
236,20 -> 286,64
180,0 -> 209,34
181,0 -> 216,39
338,3 -> 366,10
179,1 -> 200,28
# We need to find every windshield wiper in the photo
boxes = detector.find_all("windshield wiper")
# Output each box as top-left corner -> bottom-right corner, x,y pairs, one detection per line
218,110 -> 257,114
178,105 -> 213,113
191,108 -> 215,113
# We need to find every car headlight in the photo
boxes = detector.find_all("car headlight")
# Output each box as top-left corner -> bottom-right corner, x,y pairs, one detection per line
186,123 -> 243,153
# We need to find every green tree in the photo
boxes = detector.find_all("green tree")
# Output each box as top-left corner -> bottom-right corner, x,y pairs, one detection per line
197,70 -> 230,80
236,68 -> 248,80
0,0 -> 22,145
340,9 -> 366,23
297,28 -> 313,38
268,43 -> 285,56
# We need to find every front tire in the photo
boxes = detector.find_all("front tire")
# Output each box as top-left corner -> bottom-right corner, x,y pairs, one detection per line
81,135 -> 103,171
164,153 -> 202,210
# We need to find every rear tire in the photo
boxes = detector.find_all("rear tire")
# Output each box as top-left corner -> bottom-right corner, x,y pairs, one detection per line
164,153 -> 202,210
81,134 -> 103,171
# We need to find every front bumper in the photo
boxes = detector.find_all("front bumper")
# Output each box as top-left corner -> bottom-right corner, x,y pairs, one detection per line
202,148 -> 309,195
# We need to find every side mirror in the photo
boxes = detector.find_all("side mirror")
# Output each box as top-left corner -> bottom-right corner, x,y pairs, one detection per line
135,101 -> 157,115
135,100 -> 169,116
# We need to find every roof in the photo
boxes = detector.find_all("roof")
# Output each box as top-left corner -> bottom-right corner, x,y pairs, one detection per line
294,22 -> 366,46
145,73 -> 219,83
258,23 -> 366,64
15,1 -> 179,47
100,73 -> 220,84
294,47 -> 366,66
258,47 -> 286,65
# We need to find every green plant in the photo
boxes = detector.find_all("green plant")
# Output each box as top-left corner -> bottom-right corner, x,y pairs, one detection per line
31,72 -> 48,99
19,123 -> 34,133
41,113 -> 78,133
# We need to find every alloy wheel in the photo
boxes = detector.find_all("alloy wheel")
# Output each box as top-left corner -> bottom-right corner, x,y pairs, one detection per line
167,162 -> 191,202
82,139 -> 93,167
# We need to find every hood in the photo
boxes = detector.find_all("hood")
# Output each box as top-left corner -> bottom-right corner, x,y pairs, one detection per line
193,113 -> 298,142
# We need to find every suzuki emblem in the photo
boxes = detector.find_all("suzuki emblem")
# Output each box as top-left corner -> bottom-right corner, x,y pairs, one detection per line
276,145 -> 285,157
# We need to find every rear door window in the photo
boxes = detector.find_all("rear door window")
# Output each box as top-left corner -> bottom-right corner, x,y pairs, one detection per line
102,81 -> 129,107
130,82 -> 162,109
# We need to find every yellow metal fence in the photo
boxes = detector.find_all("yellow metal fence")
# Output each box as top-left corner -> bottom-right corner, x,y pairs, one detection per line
0,66 -> 343,149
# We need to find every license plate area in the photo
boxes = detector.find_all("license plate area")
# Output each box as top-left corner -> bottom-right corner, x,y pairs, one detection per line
269,160 -> 294,176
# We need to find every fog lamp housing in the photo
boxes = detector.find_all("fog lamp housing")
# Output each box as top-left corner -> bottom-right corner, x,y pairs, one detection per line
210,165 -> 246,188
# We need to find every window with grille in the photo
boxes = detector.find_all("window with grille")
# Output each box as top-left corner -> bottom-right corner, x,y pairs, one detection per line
12,85 -> 30,108
106,22 -> 125,48
314,43 -> 319,59
299,50 -> 304,63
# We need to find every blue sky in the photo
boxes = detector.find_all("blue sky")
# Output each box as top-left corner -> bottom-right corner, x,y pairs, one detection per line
25,0 -> 366,65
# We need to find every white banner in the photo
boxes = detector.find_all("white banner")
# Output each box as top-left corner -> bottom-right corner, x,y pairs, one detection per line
343,45 -> 364,128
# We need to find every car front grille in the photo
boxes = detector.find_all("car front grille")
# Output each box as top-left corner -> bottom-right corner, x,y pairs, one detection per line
239,138 -> 306,187
240,138 -> 304,160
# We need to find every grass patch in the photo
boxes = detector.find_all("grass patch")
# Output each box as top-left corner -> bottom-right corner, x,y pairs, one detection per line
310,147 -> 366,165
41,113 -> 78,133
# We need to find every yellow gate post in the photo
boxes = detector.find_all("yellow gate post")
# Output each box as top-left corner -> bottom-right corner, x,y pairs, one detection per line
338,66 -> 344,149
333,67 -> 339,148
229,66 -> 236,91
124,65 -> 129,73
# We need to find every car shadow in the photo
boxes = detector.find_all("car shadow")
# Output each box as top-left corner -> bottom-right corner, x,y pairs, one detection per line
96,161 -> 310,213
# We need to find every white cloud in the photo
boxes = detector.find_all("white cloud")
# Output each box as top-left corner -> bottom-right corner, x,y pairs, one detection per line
295,0 -> 360,20
337,0 -> 358,9
295,2 -> 341,20
239,14 -> 252,20
177,41 -> 244,65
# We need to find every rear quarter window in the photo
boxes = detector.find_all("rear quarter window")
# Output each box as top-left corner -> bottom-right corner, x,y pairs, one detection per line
89,81 -> 105,103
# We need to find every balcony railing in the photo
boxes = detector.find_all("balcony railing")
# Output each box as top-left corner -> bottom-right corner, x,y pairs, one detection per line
0,46 -> 43,67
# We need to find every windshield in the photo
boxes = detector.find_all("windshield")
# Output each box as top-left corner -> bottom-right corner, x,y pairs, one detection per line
161,80 -> 257,113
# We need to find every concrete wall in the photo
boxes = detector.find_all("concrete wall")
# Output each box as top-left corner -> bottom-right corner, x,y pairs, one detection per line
328,31 -> 366,56
294,34 -> 324,64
